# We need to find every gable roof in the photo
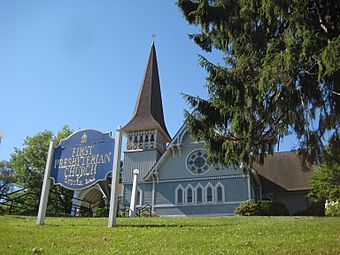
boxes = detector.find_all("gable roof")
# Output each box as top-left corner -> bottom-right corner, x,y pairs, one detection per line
121,43 -> 170,142
253,151 -> 315,192
144,121 -> 188,180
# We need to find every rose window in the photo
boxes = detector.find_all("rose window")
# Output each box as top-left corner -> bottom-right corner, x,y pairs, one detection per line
186,149 -> 210,175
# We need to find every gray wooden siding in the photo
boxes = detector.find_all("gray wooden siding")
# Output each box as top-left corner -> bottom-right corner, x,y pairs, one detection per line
274,191 -> 309,215
122,183 -> 153,207
154,178 -> 248,214
157,133 -> 243,180
122,176 -> 250,216
154,204 -> 239,216
123,150 -> 160,183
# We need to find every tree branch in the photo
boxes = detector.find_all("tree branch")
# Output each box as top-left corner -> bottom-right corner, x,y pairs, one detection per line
332,91 -> 340,96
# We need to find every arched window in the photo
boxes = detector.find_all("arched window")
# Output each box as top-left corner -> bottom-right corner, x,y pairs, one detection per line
177,189 -> 183,204
206,183 -> 214,203
196,184 -> 204,204
186,185 -> 194,204
145,134 -> 149,142
175,185 -> 184,205
136,188 -> 142,206
150,133 -> 155,142
215,182 -> 225,203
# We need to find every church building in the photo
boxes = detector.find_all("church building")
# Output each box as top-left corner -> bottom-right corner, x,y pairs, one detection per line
76,43 -> 313,216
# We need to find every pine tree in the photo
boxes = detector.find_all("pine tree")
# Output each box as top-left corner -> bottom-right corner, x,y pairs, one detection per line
177,0 -> 340,167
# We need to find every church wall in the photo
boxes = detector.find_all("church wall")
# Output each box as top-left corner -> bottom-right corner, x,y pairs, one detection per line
121,183 -> 153,208
158,140 -> 243,181
153,177 -> 249,216
154,178 -> 249,205
273,191 -> 309,215
122,176 -> 250,216
123,150 -> 160,183
154,204 -> 238,216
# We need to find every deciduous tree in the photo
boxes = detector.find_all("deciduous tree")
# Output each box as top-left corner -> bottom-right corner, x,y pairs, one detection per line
0,161 -> 15,198
9,125 -> 74,215
309,136 -> 340,203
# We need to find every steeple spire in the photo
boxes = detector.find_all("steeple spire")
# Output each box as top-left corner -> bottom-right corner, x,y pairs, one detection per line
122,43 -> 171,147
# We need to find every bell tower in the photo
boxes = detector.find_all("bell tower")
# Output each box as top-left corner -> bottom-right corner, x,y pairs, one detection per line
121,43 -> 171,183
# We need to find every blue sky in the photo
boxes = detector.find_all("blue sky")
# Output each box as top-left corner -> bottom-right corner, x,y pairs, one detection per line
0,1 -> 297,161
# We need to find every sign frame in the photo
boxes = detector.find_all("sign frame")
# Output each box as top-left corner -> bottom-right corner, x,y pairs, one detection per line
50,129 -> 116,191
37,128 -> 122,228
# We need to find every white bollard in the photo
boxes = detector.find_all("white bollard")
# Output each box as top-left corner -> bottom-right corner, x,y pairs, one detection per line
129,169 -> 139,217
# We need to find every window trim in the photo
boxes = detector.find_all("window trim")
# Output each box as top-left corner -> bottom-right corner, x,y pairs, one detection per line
175,185 -> 185,205
185,149 -> 211,176
185,184 -> 195,204
195,183 -> 204,204
136,187 -> 143,207
215,182 -> 225,203
205,183 -> 214,203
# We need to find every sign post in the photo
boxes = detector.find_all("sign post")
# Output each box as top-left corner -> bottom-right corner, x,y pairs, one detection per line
108,127 -> 122,228
37,139 -> 56,225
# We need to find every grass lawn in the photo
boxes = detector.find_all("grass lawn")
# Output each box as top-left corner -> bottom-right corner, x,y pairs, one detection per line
0,215 -> 339,254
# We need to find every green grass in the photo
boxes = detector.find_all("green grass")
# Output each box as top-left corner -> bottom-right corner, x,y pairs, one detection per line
0,215 -> 339,254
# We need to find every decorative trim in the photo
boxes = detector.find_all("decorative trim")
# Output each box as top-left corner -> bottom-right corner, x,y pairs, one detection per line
185,149 -> 211,176
177,144 -> 182,158
178,126 -> 187,145
123,174 -> 246,185
154,201 -> 243,208
170,146 -> 175,158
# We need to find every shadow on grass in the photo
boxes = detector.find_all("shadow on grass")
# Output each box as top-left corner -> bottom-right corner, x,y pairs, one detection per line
42,222 -> 235,228
116,223 -> 233,228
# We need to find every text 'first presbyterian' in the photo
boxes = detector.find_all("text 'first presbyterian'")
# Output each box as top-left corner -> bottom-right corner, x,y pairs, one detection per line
54,145 -> 111,179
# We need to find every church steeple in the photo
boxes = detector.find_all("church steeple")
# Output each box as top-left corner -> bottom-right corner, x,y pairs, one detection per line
122,43 -> 171,152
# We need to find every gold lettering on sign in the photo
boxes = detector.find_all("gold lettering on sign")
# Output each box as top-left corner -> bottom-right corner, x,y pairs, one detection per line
55,145 -> 112,187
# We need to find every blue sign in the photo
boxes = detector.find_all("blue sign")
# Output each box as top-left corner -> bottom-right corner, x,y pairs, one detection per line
50,129 -> 115,190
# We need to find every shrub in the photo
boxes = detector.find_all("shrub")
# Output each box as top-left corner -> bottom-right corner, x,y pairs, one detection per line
0,205 -> 8,215
234,200 -> 261,216
293,201 -> 325,216
259,201 -> 290,216
325,201 -> 340,216
95,207 -> 108,217
235,200 -> 290,216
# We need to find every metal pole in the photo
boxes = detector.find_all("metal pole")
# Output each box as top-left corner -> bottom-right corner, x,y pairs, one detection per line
36,139 -> 55,225
108,127 -> 123,228
129,169 -> 139,218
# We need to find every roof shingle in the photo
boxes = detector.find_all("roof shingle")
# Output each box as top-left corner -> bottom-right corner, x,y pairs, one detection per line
121,43 -> 170,142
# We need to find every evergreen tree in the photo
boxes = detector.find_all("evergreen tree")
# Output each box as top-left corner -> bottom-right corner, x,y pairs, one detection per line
177,0 -> 340,167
